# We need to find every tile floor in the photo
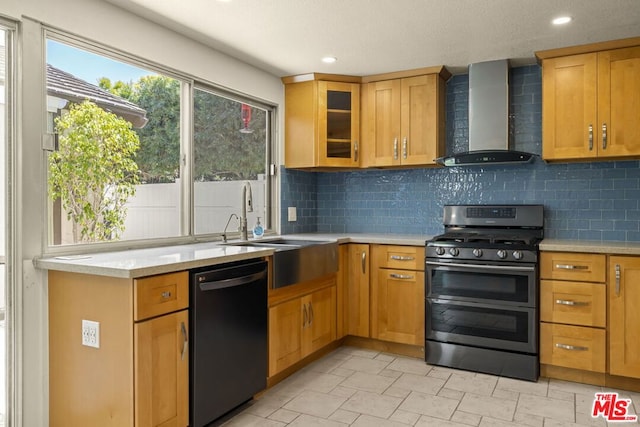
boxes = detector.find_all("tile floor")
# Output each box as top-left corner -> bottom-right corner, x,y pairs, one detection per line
221,346 -> 640,427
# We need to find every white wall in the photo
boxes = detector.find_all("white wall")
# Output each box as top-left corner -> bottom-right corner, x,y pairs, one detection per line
2,0 -> 284,425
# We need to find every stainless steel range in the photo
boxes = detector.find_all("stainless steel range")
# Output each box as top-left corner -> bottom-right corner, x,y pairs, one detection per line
425,204 -> 544,381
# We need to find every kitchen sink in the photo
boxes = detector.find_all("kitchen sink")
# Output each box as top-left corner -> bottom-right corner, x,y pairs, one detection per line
222,238 -> 338,288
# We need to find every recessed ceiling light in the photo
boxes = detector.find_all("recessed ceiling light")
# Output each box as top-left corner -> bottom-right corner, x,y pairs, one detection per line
322,56 -> 337,64
552,16 -> 572,25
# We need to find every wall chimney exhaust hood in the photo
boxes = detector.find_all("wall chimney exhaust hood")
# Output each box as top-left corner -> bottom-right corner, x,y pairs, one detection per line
435,59 -> 536,166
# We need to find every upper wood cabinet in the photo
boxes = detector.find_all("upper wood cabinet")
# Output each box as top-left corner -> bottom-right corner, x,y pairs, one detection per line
362,67 -> 448,167
537,39 -> 640,161
283,75 -> 361,168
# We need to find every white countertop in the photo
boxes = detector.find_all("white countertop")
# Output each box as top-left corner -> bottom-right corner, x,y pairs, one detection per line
34,242 -> 276,279
34,233 -> 433,278
539,239 -> 640,255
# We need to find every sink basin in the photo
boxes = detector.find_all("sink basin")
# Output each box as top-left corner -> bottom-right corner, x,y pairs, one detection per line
223,238 -> 338,288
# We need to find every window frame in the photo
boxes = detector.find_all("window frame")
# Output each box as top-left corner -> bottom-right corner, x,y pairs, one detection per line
43,29 -> 278,254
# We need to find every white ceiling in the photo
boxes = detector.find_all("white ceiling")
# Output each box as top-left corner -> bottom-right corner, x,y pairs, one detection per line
105,0 -> 640,77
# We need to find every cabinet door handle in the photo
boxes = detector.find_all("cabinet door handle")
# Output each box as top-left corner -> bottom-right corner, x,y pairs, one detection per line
354,140 -> 359,162
555,343 -> 589,352
602,123 -> 607,149
361,251 -> 367,274
309,302 -> 314,324
615,263 -> 621,296
555,299 -> 589,307
588,124 -> 593,150
402,137 -> 407,159
390,273 -> 414,280
555,264 -> 588,270
180,321 -> 188,361
161,291 -> 172,299
393,138 -> 398,160
303,304 -> 308,328
390,255 -> 415,261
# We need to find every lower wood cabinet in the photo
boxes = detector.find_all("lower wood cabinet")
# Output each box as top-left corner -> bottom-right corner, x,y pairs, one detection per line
609,256 -> 640,379
268,276 -> 337,377
346,244 -> 370,337
540,323 -> 606,373
370,245 -> 425,346
49,270 -> 189,427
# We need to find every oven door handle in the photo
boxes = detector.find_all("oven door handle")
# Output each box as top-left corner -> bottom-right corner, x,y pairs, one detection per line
426,261 -> 535,272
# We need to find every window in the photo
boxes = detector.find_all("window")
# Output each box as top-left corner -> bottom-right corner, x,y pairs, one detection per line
193,87 -> 270,235
45,34 -> 274,247
0,19 -> 15,427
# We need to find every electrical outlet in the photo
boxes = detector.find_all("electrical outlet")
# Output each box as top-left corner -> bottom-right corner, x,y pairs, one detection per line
82,319 -> 100,349
288,206 -> 297,222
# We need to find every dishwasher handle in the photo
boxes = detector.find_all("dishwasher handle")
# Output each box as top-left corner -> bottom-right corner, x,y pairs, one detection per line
198,270 -> 267,291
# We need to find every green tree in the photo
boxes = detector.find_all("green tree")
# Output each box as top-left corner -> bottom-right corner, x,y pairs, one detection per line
49,100 -> 140,243
100,75 -> 181,183
193,92 -> 266,181
131,76 -> 181,183
100,75 -> 266,182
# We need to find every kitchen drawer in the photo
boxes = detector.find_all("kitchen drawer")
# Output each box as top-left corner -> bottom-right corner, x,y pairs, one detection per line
375,245 -> 425,270
540,280 -> 606,327
540,323 -> 606,373
134,271 -> 189,321
540,252 -> 606,283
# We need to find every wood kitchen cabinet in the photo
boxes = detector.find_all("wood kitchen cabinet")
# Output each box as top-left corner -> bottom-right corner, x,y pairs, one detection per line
268,275 -> 337,377
540,252 -> 607,374
49,270 -> 189,427
283,74 -> 361,168
609,256 -> 640,379
370,245 -> 425,345
537,40 -> 640,161
346,244 -> 370,337
362,67 -> 448,167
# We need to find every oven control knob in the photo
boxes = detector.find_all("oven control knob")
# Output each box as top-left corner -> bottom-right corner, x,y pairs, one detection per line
472,249 -> 483,258
448,248 -> 459,257
496,249 -> 507,259
512,250 -> 523,260
435,247 -> 445,256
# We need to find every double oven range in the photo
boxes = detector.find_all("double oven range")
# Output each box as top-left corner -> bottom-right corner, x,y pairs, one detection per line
425,204 -> 544,381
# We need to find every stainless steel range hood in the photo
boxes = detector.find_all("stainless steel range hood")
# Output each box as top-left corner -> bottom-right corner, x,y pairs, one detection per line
435,59 -> 536,166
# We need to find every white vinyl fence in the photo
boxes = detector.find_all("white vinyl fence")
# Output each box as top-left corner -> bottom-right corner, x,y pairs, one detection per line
120,177 -> 266,240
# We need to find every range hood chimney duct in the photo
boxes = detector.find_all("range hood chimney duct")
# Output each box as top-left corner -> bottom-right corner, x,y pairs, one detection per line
435,59 -> 536,166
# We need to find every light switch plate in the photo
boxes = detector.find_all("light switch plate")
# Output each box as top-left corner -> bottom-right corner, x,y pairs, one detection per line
288,206 -> 297,222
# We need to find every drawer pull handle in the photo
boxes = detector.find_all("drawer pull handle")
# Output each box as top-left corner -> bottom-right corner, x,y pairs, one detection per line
555,264 -> 588,270
180,322 -> 188,361
555,299 -> 589,307
390,273 -> 414,280
161,291 -> 172,299
390,255 -> 415,261
362,251 -> 367,274
555,343 -> 589,352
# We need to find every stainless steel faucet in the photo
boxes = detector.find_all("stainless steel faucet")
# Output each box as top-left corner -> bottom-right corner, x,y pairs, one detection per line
240,181 -> 253,240
222,213 -> 239,242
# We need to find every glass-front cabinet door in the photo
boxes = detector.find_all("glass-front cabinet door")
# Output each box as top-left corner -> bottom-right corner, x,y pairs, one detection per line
317,81 -> 360,167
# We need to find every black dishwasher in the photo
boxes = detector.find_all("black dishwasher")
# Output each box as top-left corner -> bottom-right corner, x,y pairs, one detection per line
189,259 -> 268,427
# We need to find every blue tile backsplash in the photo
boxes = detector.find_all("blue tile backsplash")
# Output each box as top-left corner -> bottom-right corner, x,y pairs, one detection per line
280,65 -> 640,242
